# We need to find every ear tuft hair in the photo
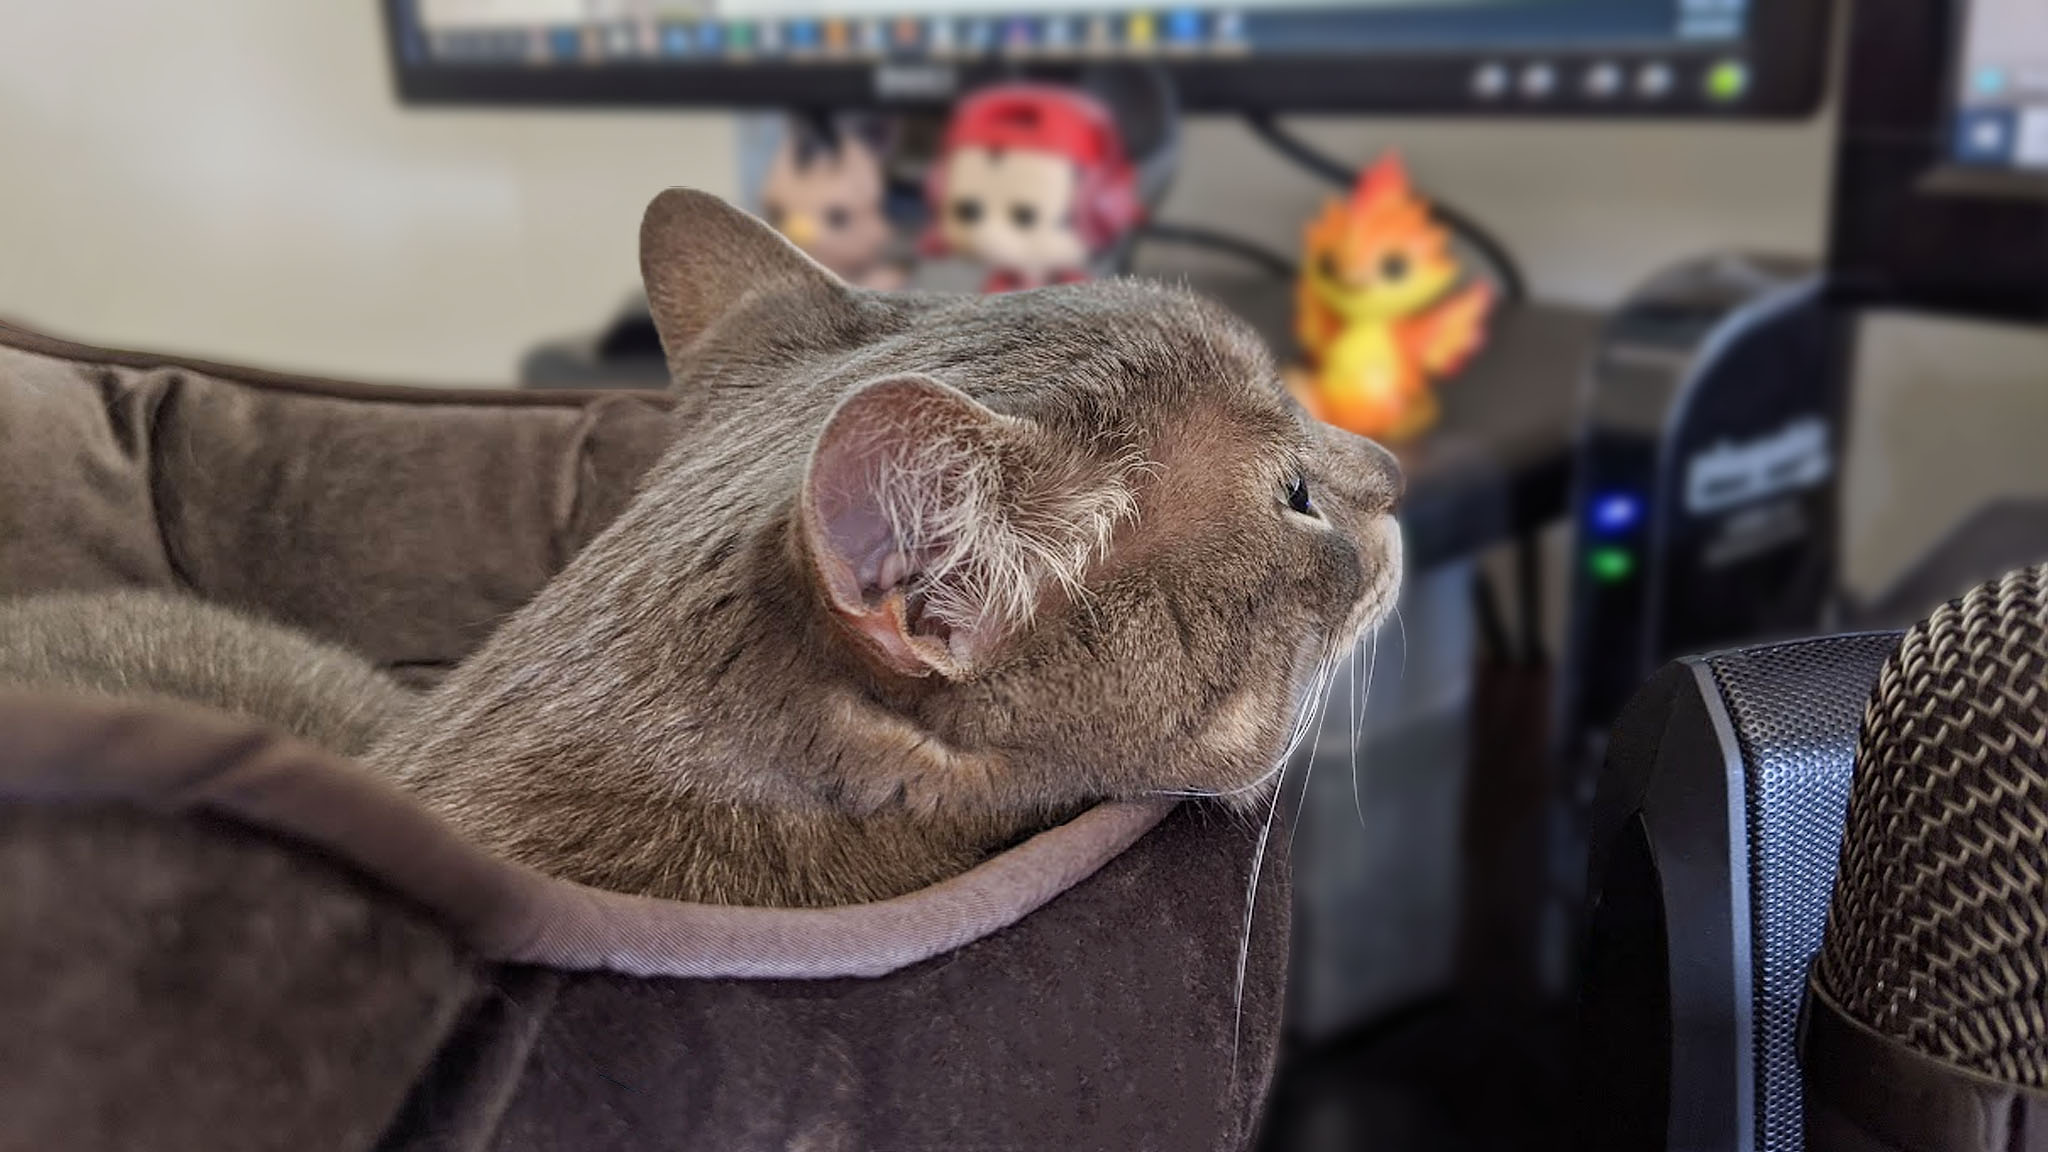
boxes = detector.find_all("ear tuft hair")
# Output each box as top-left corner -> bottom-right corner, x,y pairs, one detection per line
802,376 -> 1145,678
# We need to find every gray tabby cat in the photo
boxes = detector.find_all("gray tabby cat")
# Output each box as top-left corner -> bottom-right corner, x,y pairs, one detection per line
0,591 -> 405,759
0,189 -> 1402,908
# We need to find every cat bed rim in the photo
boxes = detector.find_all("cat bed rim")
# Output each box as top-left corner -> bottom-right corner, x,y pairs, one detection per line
0,689 -> 1175,980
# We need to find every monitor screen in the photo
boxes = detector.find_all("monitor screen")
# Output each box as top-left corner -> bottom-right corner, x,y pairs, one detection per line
386,0 -> 1831,113
1949,0 -> 2048,174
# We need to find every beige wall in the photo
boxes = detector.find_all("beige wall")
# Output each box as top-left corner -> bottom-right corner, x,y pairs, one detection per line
0,2 -> 735,384
1842,313 -> 2048,599
1145,115 -> 1835,307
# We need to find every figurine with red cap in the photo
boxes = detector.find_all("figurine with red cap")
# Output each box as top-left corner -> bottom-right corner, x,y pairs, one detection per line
924,83 -> 1144,293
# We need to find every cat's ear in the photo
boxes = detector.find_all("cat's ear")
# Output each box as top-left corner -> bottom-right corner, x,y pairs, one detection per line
801,376 -> 1018,679
639,188 -> 850,362
801,375 -> 1127,680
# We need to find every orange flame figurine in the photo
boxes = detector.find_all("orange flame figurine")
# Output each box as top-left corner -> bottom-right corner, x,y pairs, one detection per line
1288,153 -> 1494,442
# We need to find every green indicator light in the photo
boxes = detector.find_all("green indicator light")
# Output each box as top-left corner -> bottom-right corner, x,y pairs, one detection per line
1706,59 -> 1748,103
1589,547 -> 1636,583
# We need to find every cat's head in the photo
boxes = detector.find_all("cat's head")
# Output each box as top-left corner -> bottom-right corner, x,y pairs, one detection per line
639,189 -> 1402,816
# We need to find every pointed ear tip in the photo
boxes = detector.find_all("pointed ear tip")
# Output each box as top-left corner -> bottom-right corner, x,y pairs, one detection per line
642,188 -> 723,238
642,189 -> 780,257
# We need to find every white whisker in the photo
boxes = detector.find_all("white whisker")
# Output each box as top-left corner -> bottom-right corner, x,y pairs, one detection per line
1349,639 -> 1362,829
1393,605 -> 1408,681
1352,630 -> 1379,830
1152,754 -> 1289,800
1230,750 -> 1288,1091
1287,656 -> 1340,854
1279,648 -> 1336,762
1225,639 -> 1349,1089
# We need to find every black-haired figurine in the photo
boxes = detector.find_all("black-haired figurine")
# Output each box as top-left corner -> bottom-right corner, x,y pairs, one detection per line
759,116 -> 908,292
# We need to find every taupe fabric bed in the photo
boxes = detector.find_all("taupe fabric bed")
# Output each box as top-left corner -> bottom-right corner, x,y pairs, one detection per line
0,320 -> 1290,1152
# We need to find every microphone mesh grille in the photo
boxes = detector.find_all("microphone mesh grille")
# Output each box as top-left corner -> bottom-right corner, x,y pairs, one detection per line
1817,566 -> 2048,1085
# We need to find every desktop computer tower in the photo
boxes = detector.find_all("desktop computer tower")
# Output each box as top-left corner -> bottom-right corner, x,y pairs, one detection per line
1562,253 -> 1850,754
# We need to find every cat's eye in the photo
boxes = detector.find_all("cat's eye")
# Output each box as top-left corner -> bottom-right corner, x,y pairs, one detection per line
951,197 -> 984,225
824,205 -> 851,230
1379,252 -> 1410,282
1316,253 -> 1340,282
1287,475 -> 1317,518
1010,203 -> 1038,230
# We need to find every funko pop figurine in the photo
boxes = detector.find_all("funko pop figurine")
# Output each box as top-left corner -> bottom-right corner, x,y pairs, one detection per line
1289,152 -> 1494,443
759,117 -> 908,292
924,84 -> 1144,293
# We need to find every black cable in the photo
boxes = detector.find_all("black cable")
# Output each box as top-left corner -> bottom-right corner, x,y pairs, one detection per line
1243,110 -> 1358,186
1242,111 -> 1528,305
1135,221 -> 1299,281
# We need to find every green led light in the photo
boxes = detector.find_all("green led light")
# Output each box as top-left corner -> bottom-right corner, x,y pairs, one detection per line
1706,60 -> 1749,103
1589,547 -> 1637,583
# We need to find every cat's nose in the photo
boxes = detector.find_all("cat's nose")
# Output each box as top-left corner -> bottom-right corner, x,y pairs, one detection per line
1312,421 -> 1405,516
1358,438 -> 1404,515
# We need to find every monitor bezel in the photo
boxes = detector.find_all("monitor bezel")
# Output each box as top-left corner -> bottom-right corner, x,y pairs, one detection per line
382,0 -> 1834,117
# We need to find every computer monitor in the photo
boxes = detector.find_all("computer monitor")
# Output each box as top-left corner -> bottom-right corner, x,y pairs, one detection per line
385,0 -> 1831,114
1830,0 -> 2047,322
1948,0 -> 2048,175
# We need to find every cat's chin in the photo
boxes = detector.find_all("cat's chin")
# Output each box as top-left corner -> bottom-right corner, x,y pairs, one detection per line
1215,768 -> 1289,817
1150,757 -> 1289,815
1183,588 -> 1402,819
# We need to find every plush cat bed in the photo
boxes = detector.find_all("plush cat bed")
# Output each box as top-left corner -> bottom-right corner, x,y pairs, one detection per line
0,319 -> 1289,1152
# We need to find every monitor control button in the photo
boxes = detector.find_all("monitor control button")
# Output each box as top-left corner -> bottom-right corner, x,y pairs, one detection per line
1637,60 -> 1675,100
1584,60 -> 1623,100
1472,61 -> 1509,100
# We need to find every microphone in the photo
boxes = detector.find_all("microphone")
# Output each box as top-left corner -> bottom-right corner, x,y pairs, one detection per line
1806,565 -> 2048,1148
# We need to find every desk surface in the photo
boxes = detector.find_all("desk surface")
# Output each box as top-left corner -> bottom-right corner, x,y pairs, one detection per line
524,280 -> 1600,569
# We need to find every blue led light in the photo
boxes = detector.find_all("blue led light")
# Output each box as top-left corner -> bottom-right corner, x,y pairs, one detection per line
1590,491 -> 1643,534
